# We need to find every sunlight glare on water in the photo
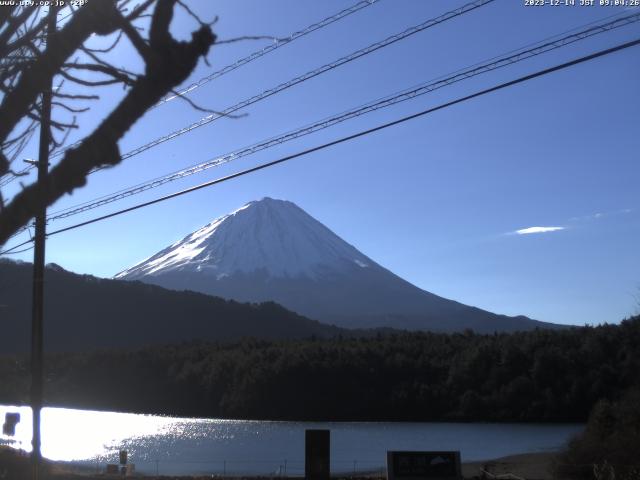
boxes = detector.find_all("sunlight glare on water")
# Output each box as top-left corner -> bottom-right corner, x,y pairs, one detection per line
1,405 -> 181,461
1,404 -> 584,476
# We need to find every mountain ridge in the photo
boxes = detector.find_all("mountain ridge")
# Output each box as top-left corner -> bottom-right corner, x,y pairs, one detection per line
116,197 -> 560,333
0,258 -> 345,354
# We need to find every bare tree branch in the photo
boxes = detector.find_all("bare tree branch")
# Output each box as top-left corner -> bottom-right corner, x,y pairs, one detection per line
0,0 -> 216,244
118,16 -> 153,62
0,1 -> 123,147
53,92 -> 100,100
126,0 -> 157,22
0,5 -> 18,28
62,62 -> 137,86
0,6 -> 39,55
0,14 -> 47,58
51,119 -> 76,151
176,0 -> 217,27
81,30 -> 124,54
51,101 -> 90,114
58,72 -> 124,87
168,87 -> 247,117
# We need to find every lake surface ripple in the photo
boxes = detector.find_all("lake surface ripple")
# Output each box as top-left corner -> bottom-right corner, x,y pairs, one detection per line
1,405 -> 583,476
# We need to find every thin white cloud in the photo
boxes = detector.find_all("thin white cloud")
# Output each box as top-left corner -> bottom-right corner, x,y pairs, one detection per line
504,207 -> 636,238
514,226 -> 565,235
569,208 -> 635,222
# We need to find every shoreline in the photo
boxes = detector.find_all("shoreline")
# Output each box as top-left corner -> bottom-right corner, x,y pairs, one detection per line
1,401 -> 588,424
2,445 -> 558,479
0,399 -> 588,426
462,452 -> 556,480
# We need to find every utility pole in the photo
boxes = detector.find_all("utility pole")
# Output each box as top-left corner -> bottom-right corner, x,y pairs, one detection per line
31,6 -> 56,479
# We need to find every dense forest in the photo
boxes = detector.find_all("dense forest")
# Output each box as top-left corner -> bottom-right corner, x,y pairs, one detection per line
1,316 -> 638,423
555,387 -> 640,479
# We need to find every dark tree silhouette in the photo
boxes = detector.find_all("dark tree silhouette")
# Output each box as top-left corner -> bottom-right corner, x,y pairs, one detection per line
0,0 -> 216,245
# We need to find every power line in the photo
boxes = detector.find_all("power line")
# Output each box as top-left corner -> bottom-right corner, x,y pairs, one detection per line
0,244 -> 34,255
0,165 -> 32,188
31,37 -> 639,242
95,0 -> 496,166
43,11 -> 640,223
4,0 -> 495,186
0,0 -> 381,185
154,0 -> 381,108
36,12 -> 640,221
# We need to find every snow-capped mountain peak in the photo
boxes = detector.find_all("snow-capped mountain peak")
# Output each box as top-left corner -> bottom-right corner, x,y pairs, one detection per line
115,197 -> 551,333
115,197 -> 371,280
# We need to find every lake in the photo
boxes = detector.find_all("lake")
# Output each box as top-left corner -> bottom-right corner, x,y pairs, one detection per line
1,404 -> 583,476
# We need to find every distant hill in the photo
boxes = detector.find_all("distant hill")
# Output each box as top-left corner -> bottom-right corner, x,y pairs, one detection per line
0,259 -> 343,354
117,197 -> 561,333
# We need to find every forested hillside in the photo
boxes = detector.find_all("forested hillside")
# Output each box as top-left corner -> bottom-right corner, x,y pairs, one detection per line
0,259 -> 343,353
1,316 -> 638,422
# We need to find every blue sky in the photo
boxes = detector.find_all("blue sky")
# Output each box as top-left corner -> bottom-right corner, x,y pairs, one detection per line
3,0 -> 639,326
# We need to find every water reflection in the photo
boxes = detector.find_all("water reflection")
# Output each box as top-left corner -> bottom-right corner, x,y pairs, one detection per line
1,404 -> 584,476
1,405 -> 178,460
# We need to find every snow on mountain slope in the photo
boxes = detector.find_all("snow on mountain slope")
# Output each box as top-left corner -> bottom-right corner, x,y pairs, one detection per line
116,198 -> 557,333
116,198 -> 371,281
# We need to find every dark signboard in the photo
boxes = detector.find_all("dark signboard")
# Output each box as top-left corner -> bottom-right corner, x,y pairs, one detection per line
2,412 -> 20,436
305,429 -> 330,480
387,451 -> 461,480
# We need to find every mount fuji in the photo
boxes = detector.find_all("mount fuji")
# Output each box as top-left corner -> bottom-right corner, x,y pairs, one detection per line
116,198 -> 556,333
